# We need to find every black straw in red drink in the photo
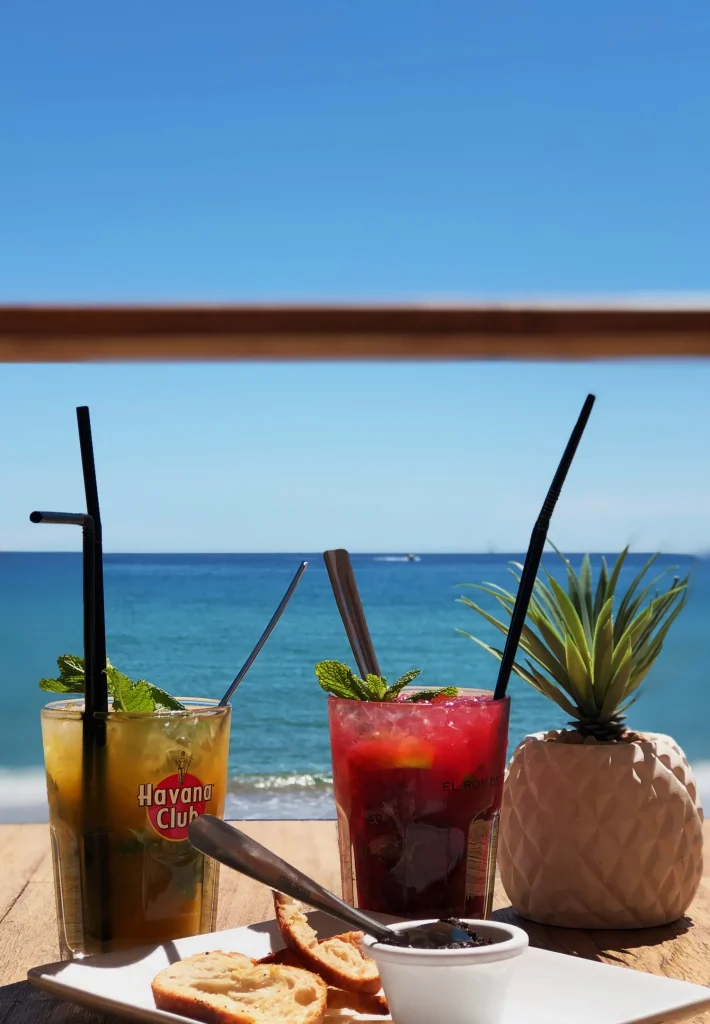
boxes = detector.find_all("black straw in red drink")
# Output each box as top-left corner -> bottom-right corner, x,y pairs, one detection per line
493,394 -> 596,701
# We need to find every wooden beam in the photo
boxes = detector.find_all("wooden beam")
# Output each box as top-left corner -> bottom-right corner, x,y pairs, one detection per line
1,304 -> 710,361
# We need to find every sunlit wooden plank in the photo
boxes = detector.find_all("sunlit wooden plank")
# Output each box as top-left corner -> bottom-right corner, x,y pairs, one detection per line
1,304 -> 710,361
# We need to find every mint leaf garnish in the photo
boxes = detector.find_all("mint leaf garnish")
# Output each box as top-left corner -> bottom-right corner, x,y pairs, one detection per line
315,660 -> 363,699
315,661 -> 453,702
385,669 -> 422,700
40,653 -> 87,693
57,654 -> 85,677
146,683 -> 188,711
39,654 -> 186,711
366,674 -> 388,700
106,665 -> 154,712
39,675 -> 82,693
405,686 -> 458,703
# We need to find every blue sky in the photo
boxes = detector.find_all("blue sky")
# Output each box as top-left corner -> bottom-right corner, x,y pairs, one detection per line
0,360 -> 708,554
1,0 -> 709,300
1,2 -> 708,553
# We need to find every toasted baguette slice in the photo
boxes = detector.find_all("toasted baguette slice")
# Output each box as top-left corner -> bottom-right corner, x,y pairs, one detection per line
323,988 -> 389,1017
273,893 -> 381,995
257,948 -> 304,969
256,951 -> 388,1016
152,950 -> 327,1024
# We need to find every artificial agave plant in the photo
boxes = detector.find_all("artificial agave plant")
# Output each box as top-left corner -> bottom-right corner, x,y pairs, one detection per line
459,546 -> 688,741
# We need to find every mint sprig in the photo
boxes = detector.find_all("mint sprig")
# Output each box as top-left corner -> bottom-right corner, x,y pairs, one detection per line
39,655 -> 186,712
405,687 -> 458,702
315,660 -> 457,702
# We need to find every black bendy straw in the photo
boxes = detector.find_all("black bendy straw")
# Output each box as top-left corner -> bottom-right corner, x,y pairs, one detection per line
29,511 -> 96,696
30,406 -> 112,950
493,394 -> 596,701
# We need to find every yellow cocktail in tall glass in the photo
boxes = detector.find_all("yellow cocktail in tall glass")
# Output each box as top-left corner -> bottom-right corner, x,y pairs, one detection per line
42,697 -> 231,959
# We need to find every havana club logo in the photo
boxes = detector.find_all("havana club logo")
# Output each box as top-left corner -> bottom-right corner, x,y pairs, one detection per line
137,750 -> 215,842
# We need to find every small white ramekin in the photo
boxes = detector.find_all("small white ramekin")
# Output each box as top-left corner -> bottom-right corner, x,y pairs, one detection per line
363,919 -> 528,1024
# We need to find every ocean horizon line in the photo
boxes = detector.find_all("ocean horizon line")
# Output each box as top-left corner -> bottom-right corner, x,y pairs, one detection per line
2,550 -> 705,558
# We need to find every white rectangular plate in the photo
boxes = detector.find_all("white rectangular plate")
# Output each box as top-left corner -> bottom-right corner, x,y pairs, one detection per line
28,912 -> 710,1024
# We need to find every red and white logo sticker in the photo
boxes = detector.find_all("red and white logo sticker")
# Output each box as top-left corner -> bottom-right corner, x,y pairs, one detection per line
137,751 -> 215,842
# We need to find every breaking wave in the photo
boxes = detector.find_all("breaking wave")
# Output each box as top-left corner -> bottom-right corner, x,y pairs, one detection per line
0,767 -> 336,822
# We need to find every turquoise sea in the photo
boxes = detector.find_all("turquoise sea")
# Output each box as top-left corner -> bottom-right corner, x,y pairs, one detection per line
1,552 -> 707,820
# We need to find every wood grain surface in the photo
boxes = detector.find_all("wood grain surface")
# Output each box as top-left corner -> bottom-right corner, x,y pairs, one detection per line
2,305 -> 710,361
0,820 -> 707,1023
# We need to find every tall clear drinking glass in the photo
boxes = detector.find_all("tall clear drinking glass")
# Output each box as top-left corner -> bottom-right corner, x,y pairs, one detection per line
329,689 -> 510,919
41,697 -> 231,959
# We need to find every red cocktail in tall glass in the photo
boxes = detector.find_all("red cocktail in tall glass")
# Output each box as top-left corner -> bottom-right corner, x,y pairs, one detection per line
329,689 -> 510,919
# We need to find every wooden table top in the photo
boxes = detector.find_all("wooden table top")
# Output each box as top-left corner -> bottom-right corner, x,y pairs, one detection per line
1,820 -> 708,1023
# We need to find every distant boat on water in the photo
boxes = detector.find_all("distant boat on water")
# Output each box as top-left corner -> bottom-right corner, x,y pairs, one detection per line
373,554 -> 421,562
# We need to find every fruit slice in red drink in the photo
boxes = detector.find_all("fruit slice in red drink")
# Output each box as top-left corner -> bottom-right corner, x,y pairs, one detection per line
347,733 -> 436,771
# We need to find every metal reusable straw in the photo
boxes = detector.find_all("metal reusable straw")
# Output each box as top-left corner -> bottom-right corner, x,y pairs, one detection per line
323,549 -> 381,678
219,560 -> 309,706
493,394 -> 596,701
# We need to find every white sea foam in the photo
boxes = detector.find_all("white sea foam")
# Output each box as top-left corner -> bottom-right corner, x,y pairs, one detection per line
224,772 -> 336,818
1,763 -> 706,824
231,773 -> 333,791
0,767 -> 336,822
0,768 -> 50,822
224,789 -> 335,820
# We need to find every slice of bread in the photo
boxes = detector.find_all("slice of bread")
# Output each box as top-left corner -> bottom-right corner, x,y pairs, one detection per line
273,893 -> 381,995
256,951 -> 388,1017
257,948 -> 304,969
152,950 -> 327,1024
323,988 -> 389,1017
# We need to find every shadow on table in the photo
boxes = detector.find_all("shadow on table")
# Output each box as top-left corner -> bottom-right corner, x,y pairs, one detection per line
0,981 -> 54,1002
0,980 -> 105,1022
38,918 -> 286,976
493,902 -> 694,964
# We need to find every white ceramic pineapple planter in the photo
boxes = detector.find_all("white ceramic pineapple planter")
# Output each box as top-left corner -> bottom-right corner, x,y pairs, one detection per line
498,729 -> 704,929
461,546 -> 704,931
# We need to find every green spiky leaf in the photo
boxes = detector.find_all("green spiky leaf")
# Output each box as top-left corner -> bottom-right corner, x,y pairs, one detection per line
459,546 -> 688,739
591,597 -> 614,703
593,556 -> 610,622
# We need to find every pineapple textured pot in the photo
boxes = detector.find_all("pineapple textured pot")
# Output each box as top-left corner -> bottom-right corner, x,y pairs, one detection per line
499,730 -> 703,928
460,546 -> 702,930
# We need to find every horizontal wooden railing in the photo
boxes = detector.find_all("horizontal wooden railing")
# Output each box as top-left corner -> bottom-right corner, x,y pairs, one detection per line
1,304 -> 710,361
